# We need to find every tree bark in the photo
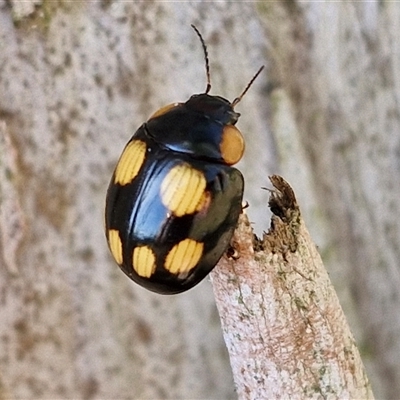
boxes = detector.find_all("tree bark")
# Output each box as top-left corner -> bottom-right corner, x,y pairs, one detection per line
258,3 -> 400,397
211,176 -> 374,399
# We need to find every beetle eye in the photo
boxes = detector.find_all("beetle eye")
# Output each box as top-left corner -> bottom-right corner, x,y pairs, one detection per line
220,125 -> 245,165
149,103 -> 181,120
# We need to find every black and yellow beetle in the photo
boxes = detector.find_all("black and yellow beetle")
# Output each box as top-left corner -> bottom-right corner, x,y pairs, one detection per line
105,26 -> 263,294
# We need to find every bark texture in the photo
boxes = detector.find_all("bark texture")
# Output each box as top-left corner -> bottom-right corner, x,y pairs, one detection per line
0,1 -> 398,399
211,176 -> 373,399
258,3 -> 400,397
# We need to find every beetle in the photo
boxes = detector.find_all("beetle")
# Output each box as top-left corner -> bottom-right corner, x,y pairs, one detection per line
105,25 -> 263,294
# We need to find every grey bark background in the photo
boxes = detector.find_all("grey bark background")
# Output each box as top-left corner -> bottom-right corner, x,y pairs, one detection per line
0,1 -> 398,399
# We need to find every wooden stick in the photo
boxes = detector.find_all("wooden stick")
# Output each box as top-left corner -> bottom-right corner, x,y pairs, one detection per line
211,175 -> 374,399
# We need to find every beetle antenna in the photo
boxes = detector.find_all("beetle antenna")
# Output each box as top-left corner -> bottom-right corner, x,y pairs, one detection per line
191,24 -> 211,94
231,65 -> 265,108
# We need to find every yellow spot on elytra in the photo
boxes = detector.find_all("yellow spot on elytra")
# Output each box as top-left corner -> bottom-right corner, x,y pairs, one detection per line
160,164 -> 206,217
114,140 -> 147,186
220,125 -> 245,165
165,239 -> 203,274
108,229 -> 123,265
195,190 -> 212,213
133,245 -> 156,278
148,103 -> 180,120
